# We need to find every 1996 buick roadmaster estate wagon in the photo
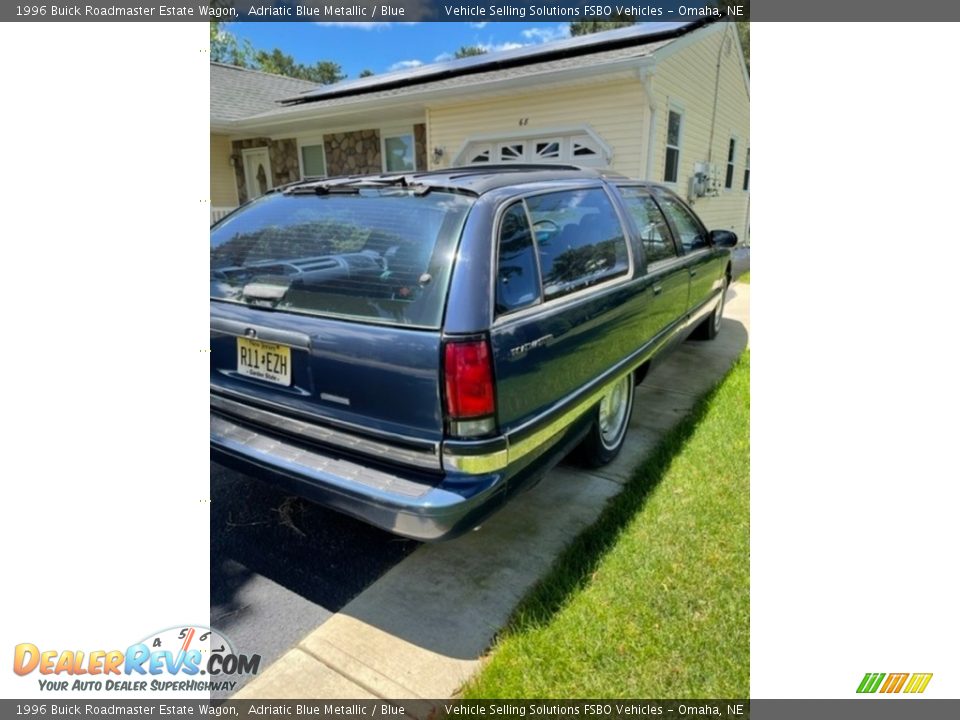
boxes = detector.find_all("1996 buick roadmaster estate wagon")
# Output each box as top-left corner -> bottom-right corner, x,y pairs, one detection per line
210,165 -> 737,540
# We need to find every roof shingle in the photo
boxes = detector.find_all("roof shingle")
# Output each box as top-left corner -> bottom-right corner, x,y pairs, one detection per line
210,63 -> 317,125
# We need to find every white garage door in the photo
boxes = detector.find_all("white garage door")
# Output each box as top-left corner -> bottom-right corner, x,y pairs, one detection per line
456,130 -> 610,167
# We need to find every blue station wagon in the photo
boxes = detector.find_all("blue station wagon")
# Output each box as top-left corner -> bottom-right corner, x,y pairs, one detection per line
210,165 -> 736,540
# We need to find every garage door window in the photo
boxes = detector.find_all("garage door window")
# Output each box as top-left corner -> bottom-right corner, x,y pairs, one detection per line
534,140 -> 561,160
525,188 -> 629,300
459,131 -> 608,167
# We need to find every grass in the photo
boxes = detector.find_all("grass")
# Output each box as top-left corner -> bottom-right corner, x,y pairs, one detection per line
738,271 -> 750,284
464,351 -> 750,698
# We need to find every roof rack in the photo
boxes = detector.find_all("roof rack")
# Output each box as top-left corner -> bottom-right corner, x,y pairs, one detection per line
442,164 -> 584,178
273,164 -> 630,197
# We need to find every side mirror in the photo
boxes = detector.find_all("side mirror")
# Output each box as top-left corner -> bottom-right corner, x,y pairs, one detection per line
709,229 -> 738,248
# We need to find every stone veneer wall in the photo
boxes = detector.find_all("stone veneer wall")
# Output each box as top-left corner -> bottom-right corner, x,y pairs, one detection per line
234,124 -> 430,195
232,138 -> 301,204
324,130 -> 382,176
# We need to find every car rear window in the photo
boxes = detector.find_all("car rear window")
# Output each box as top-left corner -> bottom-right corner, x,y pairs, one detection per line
210,189 -> 474,328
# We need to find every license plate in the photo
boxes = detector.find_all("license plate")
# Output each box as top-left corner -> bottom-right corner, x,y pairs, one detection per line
236,337 -> 291,387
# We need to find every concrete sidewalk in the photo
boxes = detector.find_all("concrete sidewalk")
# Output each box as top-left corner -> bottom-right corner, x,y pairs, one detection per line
234,283 -> 750,700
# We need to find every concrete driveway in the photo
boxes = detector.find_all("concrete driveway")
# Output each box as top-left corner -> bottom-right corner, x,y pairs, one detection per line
226,282 -> 750,700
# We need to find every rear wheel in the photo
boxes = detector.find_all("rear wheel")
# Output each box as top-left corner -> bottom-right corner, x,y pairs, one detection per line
576,373 -> 635,467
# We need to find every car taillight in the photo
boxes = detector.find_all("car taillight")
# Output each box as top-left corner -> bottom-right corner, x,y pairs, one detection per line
444,339 -> 496,437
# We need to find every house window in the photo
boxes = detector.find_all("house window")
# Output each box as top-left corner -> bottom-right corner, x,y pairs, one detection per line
743,147 -> 750,191
300,141 -> 326,178
664,110 -> 682,183
725,138 -> 737,189
382,130 -> 416,172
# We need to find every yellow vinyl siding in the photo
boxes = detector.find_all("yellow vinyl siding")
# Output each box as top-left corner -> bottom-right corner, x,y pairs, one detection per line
652,24 -> 750,242
427,79 -> 648,177
210,133 -> 238,208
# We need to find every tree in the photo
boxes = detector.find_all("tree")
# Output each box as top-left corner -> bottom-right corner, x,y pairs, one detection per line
210,20 -> 253,67
737,23 -> 750,73
209,22 -> 345,84
297,61 -> 346,85
359,69 -> 375,78
254,48 -> 346,84
455,45 -> 487,59
569,18 -> 635,36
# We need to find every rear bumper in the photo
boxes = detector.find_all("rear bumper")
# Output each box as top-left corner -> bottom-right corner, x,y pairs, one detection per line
210,412 -> 506,541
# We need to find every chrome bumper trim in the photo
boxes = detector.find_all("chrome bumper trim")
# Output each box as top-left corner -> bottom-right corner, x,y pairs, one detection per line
210,394 -> 441,471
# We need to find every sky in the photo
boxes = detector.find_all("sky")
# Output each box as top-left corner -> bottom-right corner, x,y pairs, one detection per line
230,22 -> 576,78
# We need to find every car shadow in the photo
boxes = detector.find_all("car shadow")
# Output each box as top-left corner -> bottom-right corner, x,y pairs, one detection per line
210,463 -> 419,635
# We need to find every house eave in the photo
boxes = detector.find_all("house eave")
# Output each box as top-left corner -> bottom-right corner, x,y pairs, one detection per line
229,55 -> 657,135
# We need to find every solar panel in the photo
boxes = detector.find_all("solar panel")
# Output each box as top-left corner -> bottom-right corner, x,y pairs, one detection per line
282,21 -> 696,105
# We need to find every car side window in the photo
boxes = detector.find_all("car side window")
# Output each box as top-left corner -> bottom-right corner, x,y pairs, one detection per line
617,187 -> 677,265
495,201 -> 541,315
524,188 -> 629,301
657,196 -> 708,253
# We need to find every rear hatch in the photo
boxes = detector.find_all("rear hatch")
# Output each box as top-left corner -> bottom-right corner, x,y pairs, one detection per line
210,184 -> 475,461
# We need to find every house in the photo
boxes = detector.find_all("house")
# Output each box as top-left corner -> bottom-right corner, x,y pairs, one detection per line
209,19 -> 749,242
210,63 -> 316,222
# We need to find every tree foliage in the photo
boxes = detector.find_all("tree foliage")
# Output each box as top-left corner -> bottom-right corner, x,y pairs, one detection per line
455,45 -> 488,59
253,48 -> 346,84
737,23 -> 750,73
359,69 -> 375,78
210,20 -> 254,67
210,22 -> 345,85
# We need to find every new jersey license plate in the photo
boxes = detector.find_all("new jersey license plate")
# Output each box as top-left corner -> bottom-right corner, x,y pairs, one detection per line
236,337 -> 291,387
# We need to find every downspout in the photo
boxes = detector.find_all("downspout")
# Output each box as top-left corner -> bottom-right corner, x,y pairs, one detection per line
706,23 -> 731,164
640,69 -> 657,181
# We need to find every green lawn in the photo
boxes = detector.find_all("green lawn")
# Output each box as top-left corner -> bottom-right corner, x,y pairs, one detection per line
464,351 -> 750,698
738,271 -> 750,284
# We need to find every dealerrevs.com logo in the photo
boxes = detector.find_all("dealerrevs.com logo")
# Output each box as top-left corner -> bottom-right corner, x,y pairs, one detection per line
13,625 -> 260,693
857,672 -> 933,694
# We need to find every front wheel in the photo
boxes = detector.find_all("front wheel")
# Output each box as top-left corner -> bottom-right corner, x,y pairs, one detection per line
576,373 -> 635,468
694,275 -> 728,341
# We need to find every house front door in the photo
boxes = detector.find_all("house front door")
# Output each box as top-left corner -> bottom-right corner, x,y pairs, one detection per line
242,148 -> 272,201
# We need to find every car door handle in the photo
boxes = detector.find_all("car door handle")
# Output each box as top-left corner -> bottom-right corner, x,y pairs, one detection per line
652,285 -> 663,296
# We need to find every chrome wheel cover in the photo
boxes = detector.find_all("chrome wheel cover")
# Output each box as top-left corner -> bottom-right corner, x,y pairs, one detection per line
598,375 -> 632,450
713,279 -> 727,332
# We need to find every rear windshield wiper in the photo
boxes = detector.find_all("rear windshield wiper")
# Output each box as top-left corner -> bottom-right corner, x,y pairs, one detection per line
284,176 -> 432,197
